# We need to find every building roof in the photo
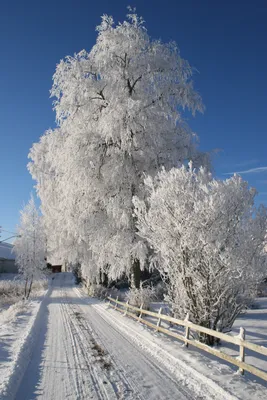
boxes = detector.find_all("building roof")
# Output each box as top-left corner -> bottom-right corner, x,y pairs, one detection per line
0,242 -> 15,260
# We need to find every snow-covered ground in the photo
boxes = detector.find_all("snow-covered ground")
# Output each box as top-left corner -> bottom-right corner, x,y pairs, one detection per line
1,272 -> 267,399
94,298 -> 267,400
0,297 -> 45,399
220,297 -> 267,383
148,297 -> 267,385
14,273 -> 217,400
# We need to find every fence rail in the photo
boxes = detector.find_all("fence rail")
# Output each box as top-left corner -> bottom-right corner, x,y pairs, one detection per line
107,296 -> 267,382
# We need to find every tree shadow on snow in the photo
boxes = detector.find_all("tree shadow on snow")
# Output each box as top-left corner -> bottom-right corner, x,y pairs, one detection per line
14,290 -> 51,400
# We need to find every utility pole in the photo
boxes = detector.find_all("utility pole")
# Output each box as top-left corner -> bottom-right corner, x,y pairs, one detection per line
0,235 -> 21,244
0,227 -> 21,244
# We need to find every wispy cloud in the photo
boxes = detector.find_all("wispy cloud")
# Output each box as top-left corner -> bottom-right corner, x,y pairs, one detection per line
224,167 -> 267,175
234,159 -> 259,168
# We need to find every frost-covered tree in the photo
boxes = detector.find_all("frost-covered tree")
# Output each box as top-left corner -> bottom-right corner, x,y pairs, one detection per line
28,129 -> 73,266
29,8 -> 209,287
13,196 -> 47,299
134,164 -> 267,342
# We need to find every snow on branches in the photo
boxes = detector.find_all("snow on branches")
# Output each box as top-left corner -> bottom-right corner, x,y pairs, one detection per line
28,10 -> 209,286
134,164 -> 267,340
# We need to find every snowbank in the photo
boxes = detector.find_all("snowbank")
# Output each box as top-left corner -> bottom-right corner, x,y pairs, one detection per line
219,297 -> 267,382
0,288 -> 49,399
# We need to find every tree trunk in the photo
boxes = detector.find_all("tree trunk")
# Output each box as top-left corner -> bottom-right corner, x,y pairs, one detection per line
199,332 -> 215,346
26,276 -> 34,299
131,259 -> 141,289
198,321 -> 215,345
24,279 -> 28,299
102,272 -> 109,287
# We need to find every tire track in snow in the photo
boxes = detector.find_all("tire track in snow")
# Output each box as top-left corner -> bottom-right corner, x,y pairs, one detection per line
73,287 -> 195,399
68,307 -> 142,400
60,292 -> 114,399
58,294 -> 98,399
82,305 -> 192,398
61,287 -> 141,400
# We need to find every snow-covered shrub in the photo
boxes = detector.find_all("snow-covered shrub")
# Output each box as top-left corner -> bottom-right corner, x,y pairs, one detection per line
87,284 -> 107,298
0,280 -> 24,301
87,283 -> 119,300
106,287 -> 121,300
31,279 -> 48,294
126,286 -> 157,310
134,164 -> 267,344
13,196 -> 47,299
0,278 -> 48,308
0,300 -> 29,325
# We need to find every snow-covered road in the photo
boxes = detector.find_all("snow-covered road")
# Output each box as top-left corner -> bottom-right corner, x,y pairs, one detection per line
15,273 -> 202,400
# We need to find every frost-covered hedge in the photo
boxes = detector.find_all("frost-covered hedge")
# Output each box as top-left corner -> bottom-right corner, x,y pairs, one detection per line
126,286 -> 157,310
0,277 -> 48,308
86,283 -> 120,300
134,164 -> 267,343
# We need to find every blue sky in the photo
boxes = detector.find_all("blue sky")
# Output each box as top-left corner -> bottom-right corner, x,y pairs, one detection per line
0,0 -> 267,241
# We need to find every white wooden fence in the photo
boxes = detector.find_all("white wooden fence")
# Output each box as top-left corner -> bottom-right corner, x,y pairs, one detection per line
107,296 -> 267,382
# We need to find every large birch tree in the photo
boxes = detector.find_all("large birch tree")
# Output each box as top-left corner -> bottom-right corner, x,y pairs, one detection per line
29,9 -> 209,286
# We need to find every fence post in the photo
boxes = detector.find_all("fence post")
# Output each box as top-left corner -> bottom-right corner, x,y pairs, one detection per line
156,307 -> 162,331
239,327 -> 246,375
138,303 -> 144,322
184,313 -> 190,348
114,296 -> 119,310
123,300 -> 129,316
